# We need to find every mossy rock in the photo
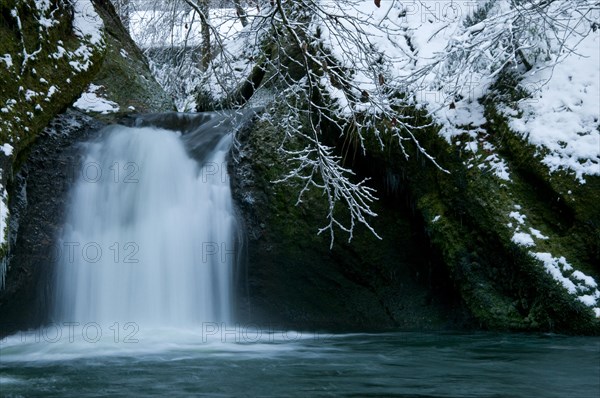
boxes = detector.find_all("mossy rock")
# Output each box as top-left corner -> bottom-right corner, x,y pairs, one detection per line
348,102 -> 600,334
0,0 -> 106,265
83,0 -> 174,119
225,16 -> 599,333
0,0 -> 105,153
230,103 -> 471,332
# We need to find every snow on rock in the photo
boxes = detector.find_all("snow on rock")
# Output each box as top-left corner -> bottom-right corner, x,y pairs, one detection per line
69,0 -> 105,72
529,228 -> 549,240
0,54 -> 13,69
72,0 -> 104,45
511,232 -> 535,247
478,153 -> 511,181
308,1 -> 598,185
531,252 -> 600,316
504,209 -> 599,315
73,84 -> 119,114
505,10 -> 600,182
509,211 -> 527,225
1,0 -> 106,290
46,85 -> 59,99
1,144 -> 13,156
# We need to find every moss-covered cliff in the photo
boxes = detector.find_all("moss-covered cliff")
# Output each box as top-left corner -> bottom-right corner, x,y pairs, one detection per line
231,107 -> 472,331
225,9 -> 599,334
230,93 -> 599,334
1,0 -> 106,276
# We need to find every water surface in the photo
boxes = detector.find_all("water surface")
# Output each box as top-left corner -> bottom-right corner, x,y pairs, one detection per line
1,330 -> 598,397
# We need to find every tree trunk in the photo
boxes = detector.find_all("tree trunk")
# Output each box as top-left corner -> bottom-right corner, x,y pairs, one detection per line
233,0 -> 248,27
199,0 -> 211,71
113,0 -> 130,32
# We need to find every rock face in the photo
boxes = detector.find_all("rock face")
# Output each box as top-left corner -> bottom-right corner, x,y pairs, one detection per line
230,110 -> 473,332
0,0 -> 105,267
228,98 -> 600,334
80,0 -> 174,118
0,0 -> 173,338
359,112 -> 600,334
0,111 -> 104,335
225,32 -> 599,333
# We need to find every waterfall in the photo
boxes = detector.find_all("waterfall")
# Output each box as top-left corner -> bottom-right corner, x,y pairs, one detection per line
53,117 -> 237,327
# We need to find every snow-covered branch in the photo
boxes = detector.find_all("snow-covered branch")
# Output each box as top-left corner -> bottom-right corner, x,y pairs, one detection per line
122,0 -> 598,244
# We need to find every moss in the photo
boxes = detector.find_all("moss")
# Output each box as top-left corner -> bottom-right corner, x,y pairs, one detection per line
0,0 -> 105,153
238,80 -> 600,332
226,3 -> 599,332
87,1 -> 174,118
0,0 -> 106,259
335,97 -> 600,333
233,102 -> 467,330
483,99 -> 600,278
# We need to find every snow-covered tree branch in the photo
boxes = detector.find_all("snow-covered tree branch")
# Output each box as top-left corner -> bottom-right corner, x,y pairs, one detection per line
120,0 -> 598,244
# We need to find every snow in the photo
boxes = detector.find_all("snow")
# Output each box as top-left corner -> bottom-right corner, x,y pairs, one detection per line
68,0 -> 105,72
572,271 -> 598,288
73,84 -> 119,114
478,154 -> 511,181
509,211 -> 526,225
1,4 -> 104,292
511,232 -> 535,247
46,85 -> 58,99
36,0 -> 59,29
308,0 -> 599,184
129,6 -> 251,111
0,54 -> 12,69
52,46 -> 67,60
130,7 -> 245,49
507,27 -> 600,182
533,253 -> 578,294
529,228 -> 549,240
25,90 -> 38,102
504,204 -> 599,316
72,0 -> 104,45
579,293 -> 600,307
1,144 -> 13,156
531,252 -> 600,315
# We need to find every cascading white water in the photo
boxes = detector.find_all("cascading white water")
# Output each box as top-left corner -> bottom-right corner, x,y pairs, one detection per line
53,123 -> 235,327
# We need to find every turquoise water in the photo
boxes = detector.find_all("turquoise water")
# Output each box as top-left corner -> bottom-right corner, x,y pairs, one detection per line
1,329 -> 598,397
